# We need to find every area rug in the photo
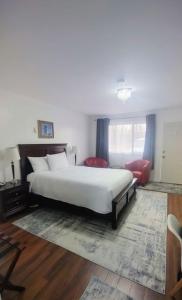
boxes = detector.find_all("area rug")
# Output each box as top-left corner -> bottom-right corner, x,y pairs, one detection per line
80,276 -> 132,299
14,190 -> 167,294
139,181 -> 182,194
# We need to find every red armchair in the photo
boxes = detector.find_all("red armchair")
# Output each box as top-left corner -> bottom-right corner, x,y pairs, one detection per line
125,159 -> 152,185
84,157 -> 109,168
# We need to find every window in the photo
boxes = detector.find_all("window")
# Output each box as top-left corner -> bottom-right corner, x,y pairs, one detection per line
109,119 -> 146,154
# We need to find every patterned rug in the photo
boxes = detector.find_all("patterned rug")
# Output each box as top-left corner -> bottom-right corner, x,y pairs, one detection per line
14,190 -> 167,294
80,277 -> 132,300
139,181 -> 182,194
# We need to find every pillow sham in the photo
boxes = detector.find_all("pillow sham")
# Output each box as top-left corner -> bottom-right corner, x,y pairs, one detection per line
28,156 -> 49,172
47,152 -> 69,170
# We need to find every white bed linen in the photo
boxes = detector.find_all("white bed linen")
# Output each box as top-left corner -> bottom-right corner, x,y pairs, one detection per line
27,166 -> 133,214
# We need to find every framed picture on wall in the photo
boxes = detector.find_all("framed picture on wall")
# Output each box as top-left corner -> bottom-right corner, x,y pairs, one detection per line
38,120 -> 54,138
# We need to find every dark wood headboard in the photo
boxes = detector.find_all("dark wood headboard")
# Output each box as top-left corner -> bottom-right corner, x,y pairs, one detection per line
18,143 -> 67,182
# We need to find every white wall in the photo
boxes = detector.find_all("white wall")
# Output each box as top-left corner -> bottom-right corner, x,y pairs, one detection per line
90,107 -> 182,182
0,90 -> 90,182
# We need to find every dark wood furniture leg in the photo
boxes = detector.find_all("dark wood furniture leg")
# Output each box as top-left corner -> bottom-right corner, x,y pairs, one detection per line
0,233 -> 25,295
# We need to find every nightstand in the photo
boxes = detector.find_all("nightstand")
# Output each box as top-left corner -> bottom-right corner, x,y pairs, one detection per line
0,181 -> 29,221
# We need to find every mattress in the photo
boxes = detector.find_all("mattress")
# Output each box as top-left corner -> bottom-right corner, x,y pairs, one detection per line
27,166 -> 133,214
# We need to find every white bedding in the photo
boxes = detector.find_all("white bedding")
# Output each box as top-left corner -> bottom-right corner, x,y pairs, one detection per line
27,166 -> 133,214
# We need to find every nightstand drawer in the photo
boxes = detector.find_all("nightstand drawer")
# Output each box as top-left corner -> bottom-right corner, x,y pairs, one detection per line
6,193 -> 27,206
6,187 -> 28,200
5,191 -> 27,204
0,181 -> 30,221
6,197 -> 27,211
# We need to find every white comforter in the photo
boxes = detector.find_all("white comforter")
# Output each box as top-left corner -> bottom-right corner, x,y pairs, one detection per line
27,166 -> 133,214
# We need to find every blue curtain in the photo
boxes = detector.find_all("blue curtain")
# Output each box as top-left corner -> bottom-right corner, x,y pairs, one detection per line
143,114 -> 156,168
96,118 -> 110,161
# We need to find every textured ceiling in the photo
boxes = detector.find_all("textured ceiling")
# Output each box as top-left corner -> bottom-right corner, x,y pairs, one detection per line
0,0 -> 182,115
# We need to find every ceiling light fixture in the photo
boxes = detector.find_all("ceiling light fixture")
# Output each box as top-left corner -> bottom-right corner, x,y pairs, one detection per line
116,80 -> 132,102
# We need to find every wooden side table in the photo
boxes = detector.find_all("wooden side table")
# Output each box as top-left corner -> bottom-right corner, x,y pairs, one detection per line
0,181 -> 29,221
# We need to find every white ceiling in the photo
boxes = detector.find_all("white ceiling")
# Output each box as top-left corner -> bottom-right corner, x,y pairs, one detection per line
1,0 -> 182,115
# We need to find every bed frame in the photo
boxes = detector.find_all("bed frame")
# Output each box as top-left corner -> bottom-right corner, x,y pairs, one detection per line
18,144 -> 137,229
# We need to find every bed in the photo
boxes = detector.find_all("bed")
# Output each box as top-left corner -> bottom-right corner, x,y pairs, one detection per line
18,144 -> 137,229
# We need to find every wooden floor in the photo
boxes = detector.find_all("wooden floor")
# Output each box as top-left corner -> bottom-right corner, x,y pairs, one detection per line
0,193 -> 182,300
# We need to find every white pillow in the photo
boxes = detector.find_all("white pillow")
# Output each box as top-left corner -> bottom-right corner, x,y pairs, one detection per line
47,152 -> 69,170
28,156 -> 49,172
